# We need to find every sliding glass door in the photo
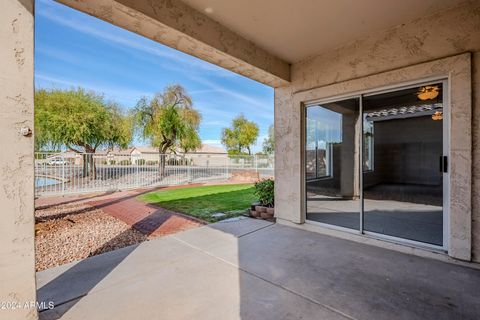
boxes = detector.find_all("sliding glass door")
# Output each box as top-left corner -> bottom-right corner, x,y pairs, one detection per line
361,83 -> 445,245
305,81 -> 447,248
305,97 -> 360,230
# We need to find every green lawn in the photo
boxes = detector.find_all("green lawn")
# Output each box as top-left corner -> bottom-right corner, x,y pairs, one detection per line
138,184 -> 256,223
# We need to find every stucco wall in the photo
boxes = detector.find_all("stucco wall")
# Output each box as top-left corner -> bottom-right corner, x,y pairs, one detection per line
0,0 -> 36,319
274,1 -> 480,261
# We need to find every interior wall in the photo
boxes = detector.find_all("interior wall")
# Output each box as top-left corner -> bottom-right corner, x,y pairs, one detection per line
365,116 -> 443,187
274,1 -> 480,261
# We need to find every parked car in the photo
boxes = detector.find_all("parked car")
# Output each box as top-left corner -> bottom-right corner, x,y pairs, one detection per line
47,157 -> 68,166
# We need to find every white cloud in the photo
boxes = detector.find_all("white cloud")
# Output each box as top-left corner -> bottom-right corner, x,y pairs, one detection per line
188,76 -> 273,120
202,135 -> 267,153
251,134 -> 268,153
36,46 -> 80,65
36,0 -> 274,145
202,120 -> 229,126
37,0 -> 273,116
202,139 -> 223,148
35,73 -> 151,106
188,89 -> 220,95
37,5 -> 230,77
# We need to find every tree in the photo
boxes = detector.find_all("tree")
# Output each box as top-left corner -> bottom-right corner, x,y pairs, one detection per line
262,124 -> 275,155
35,88 -> 133,178
221,114 -> 259,155
133,84 -> 201,177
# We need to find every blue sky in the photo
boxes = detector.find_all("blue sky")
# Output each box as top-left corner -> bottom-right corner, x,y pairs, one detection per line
34,0 -> 274,152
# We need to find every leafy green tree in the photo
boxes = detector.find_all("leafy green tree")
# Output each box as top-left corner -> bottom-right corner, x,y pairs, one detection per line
262,124 -> 275,155
35,88 -> 133,178
133,84 -> 201,176
221,114 -> 259,155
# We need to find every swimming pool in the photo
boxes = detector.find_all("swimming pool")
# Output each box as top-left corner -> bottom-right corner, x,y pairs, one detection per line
35,177 -> 62,187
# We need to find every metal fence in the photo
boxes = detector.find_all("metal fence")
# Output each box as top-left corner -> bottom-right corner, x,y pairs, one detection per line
35,152 -> 274,197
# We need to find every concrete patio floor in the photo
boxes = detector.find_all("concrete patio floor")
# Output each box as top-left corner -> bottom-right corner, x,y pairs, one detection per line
37,218 -> 480,320
307,196 -> 443,244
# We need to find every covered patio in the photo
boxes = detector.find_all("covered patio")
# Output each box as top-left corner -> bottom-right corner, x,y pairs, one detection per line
2,1 -> 480,319
37,218 -> 480,320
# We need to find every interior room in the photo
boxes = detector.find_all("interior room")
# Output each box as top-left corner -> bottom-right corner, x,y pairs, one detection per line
306,83 -> 445,246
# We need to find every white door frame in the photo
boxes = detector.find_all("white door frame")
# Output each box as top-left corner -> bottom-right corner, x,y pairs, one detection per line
304,77 -> 450,252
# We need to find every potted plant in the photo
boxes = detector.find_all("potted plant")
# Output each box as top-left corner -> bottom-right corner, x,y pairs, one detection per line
252,178 -> 274,220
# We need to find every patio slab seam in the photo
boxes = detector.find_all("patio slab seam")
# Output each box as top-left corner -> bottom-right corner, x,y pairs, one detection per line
236,221 -> 275,238
37,237 -> 214,310
171,226 -> 358,320
36,219 -> 480,320
40,222 -> 353,318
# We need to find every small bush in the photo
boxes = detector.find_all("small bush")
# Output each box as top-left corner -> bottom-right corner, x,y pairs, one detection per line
254,178 -> 274,207
167,158 -> 188,166
135,158 -> 146,165
119,160 -> 131,165
109,160 -> 116,165
146,160 -> 158,165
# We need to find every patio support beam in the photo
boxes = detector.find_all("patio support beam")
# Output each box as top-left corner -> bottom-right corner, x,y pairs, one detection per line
55,0 -> 290,87
0,0 -> 36,319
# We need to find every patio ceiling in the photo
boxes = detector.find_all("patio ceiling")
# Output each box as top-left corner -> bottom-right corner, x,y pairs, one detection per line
55,0 -> 466,87
181,0 -> 465,63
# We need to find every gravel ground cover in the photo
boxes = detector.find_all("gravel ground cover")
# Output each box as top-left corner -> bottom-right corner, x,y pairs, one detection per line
35,201 -> 148,271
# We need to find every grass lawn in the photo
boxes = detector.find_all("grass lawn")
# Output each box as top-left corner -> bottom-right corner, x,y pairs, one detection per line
138,184 -> 256,223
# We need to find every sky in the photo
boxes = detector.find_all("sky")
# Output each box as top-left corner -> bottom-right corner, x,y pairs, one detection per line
34,0 -> 274,152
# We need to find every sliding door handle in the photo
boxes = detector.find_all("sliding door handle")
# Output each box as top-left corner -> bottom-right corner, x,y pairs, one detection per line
439,156 -> 448,173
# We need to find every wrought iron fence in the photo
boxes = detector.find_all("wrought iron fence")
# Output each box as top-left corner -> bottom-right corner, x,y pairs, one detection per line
34,152 -> 274,197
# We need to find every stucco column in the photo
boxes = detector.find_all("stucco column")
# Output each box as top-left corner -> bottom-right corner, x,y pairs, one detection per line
0,1 -> 36,319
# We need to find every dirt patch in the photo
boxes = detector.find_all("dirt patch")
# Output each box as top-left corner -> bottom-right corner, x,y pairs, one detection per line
35,202 -> 147,271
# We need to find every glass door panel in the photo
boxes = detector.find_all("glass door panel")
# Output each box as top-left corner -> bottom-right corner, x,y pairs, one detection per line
362,83 -> 444,245
306,98 -> 360,230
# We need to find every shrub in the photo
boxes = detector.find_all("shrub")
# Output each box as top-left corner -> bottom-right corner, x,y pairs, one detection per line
254,178 -> 274,207
119,160 -> 131,165
167,157 -> 188,166
135,158 -> 146,165
146,160 -> 158,165
167,158 -> 178,165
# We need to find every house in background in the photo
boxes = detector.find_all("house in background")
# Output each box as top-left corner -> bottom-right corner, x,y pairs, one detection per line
42,149 -> 83,165
134,144 -> 228,166
93,144 -> 229,166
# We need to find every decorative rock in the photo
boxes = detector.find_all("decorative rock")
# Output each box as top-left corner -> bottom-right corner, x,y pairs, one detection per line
35,202 -> 147,272
211,212 -> 226,218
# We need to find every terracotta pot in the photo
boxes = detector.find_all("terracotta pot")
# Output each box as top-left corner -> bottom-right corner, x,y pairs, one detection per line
261,211 -> 274,219
250,209 -> 260,218
255,205 -> 267,213
266,207 -> 275,215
